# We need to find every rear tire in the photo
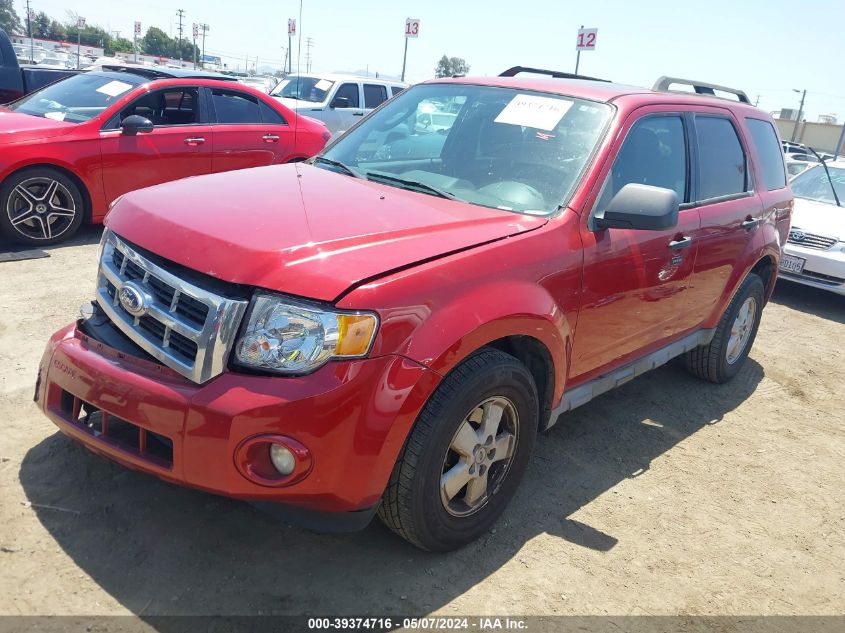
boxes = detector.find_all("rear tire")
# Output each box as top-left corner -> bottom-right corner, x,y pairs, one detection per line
685,273 -> 765,383
0,168 -> 84,246
378,348 -> 538,551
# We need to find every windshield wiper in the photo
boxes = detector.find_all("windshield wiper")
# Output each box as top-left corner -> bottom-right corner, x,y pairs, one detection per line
808,147 -> 841,207
312,156 -> 364,179
365,171 -> 456,200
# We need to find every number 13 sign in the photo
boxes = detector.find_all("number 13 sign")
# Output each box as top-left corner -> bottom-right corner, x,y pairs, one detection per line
405,18 -> 420,38
576,27 -> 597,51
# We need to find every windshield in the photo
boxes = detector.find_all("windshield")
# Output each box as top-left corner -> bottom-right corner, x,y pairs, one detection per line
320,83 -> 612,215
790,165 -> 845,206
8,72 -> 142,124
271,76 -> 334,103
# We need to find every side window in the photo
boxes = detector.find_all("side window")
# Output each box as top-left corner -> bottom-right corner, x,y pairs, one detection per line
259,100 -> 287,125
211,89 -> 261,124
695,116 -> 748,200
745,118 -> 786,191
334,83 -> 360,108
597,115 -> 687,211
363,83 -> 388,109
390,86 -> 405,97
120,88 -> 199,126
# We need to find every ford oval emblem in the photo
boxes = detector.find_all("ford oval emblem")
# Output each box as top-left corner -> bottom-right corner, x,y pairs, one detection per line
118,282 -> 148,317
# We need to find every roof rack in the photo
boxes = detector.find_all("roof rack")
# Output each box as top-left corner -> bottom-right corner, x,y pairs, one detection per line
652,76 -> 750,104
499,66 -> 609,83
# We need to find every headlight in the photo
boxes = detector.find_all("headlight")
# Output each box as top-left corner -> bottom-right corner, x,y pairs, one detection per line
234,293 -> 378,375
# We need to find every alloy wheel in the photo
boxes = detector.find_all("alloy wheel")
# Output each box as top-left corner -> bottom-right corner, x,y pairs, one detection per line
440,396 -> 518,517
726,296 -> 757,365
6,177 -> 78,241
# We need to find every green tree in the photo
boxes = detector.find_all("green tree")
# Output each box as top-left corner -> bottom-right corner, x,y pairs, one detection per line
434,55 -> 470,78
47,19 -> 66,41
108,37 -> 135,55
0,0 -> 22,35
141,26 -> 173,57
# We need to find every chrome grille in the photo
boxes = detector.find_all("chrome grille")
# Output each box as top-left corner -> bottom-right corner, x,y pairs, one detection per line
95,230 -> 248,383
787,228 -> 837,250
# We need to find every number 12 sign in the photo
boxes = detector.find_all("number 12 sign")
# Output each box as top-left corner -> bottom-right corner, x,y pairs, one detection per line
405,18 -> 420,38
576,27 -> 597,51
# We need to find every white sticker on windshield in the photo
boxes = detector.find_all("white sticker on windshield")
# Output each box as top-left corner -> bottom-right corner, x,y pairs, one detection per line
494,94 -> 573,131
315,79 -> 332,91
96,80 -> 133,98
44,111 -> 66,121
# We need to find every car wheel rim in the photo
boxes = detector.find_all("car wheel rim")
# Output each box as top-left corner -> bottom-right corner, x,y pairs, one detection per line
6,177 -> 77,241
440,396 -> 518,518
726,296 -> 757,365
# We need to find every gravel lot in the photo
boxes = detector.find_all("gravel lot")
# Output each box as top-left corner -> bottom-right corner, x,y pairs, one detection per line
0,226 -> 843,617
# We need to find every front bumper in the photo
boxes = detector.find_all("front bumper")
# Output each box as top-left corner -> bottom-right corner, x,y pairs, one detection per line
779,242 -> 845,295
35,323 -> 440,515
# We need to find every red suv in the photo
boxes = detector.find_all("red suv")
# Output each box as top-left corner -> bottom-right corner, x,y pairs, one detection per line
35,68 -> 792,551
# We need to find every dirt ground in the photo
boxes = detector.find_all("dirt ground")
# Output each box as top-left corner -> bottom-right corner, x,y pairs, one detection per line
0,225 -> 843,618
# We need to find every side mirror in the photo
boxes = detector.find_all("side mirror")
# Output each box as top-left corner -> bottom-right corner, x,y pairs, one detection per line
121,115 -> 154,136
330,96 -> 351,109
592,183 -> 679,231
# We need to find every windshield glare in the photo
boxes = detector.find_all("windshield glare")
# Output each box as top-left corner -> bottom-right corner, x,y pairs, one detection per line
8,72 -> 142,124
271,76 -> 334,103
790,165 -> 845,206
321,83 -> 612,215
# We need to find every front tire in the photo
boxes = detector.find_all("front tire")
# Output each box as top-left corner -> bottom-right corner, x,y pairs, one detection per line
685,273 -> 765,383
0,168 -> 84,246
378,348 -> 538,551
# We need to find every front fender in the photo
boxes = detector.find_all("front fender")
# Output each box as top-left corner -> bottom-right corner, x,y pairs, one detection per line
368,280 -> 571,406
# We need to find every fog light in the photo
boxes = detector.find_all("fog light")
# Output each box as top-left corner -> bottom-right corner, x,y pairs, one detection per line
269,443 -> 296,475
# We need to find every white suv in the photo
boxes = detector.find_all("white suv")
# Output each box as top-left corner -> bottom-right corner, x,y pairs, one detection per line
270,73 -> 407,136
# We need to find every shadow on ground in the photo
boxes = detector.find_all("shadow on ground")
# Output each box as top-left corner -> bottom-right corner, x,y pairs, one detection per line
20,358 -> 763,618
771,280 -> 845,325
0,224 -> 104,254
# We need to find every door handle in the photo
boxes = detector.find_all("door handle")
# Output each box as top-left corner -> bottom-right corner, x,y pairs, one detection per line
183,137 -> 205,146
262,134 -> 280,143
352,112 -> 364,117
741,216 -> 761,231
668,236 -> 693,250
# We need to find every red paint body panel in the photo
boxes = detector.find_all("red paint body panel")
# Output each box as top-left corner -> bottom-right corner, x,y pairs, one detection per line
36,77 -> 791,519
0,78 -> 328,223
37,323 -> 440,511
105,163 -> 547,301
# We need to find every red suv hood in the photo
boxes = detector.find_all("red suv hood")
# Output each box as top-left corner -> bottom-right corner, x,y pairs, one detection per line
106,164 -> 547,301
0,110 -> 75,143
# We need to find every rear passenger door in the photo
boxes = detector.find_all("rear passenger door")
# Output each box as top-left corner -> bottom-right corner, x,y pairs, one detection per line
683,110 -> 762,325
363,83 -> 389,114
207,87 -> 294,172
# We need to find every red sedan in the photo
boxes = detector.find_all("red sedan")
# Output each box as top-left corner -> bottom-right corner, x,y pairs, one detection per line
0,67 -> 329,245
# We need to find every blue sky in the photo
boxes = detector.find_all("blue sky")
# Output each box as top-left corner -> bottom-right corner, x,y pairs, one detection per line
29,0 -> 845,120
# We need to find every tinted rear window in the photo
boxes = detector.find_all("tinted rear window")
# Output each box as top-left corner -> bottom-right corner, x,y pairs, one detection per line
363,84 -> 388,108
746,118 -> 786,190
695,116 -> 748,200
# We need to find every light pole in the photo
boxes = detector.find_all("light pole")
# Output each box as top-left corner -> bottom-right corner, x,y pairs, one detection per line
791,89 -> 806,143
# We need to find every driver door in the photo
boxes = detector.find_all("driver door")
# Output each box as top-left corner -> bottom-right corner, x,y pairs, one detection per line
569,110 -> 702,381
99,86 -> 212,204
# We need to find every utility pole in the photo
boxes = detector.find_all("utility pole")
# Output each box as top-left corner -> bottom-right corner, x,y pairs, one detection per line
791,89 -> 807,142
575,24 -> 584,74
175,9 -> 185,63
754,95 -> 760,107
25,0 -> 33,63
192,24 -> 198,69
198,23 -> 209,68
305,37 -> 313,73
